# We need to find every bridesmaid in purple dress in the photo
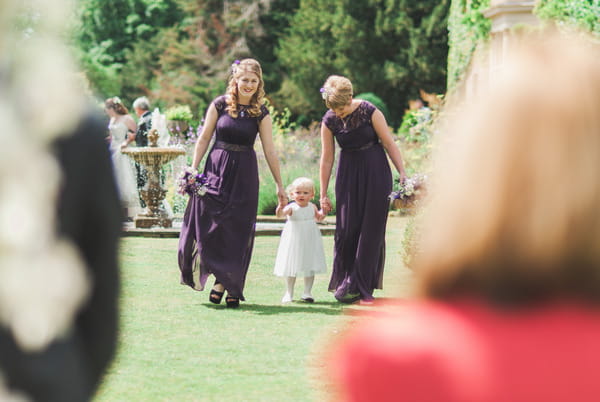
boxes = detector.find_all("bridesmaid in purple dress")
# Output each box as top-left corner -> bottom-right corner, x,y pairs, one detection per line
178,59 -> 287,308
319,75 -> 407,304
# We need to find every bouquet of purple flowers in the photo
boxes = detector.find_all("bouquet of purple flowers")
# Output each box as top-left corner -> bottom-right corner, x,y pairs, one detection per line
177,167 -> 208,197
389,173 -> 427,209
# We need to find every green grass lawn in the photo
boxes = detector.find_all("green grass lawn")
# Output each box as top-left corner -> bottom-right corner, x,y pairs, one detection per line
94,215 -> 414,402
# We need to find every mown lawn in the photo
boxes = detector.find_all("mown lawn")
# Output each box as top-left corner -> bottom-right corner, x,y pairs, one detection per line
94,215 -> 413,402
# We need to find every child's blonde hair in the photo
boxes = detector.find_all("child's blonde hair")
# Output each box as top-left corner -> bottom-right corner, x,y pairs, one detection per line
287,177 -> 315,198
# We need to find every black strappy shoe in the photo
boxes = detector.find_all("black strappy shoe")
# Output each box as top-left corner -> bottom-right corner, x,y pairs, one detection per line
209,289 -> 224,304
209,280 -> 224,304
225,296 -> 240,308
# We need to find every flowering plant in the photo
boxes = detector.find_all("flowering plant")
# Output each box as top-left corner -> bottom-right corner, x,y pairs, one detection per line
177,167 -> 208,197
389,173 -> 427,209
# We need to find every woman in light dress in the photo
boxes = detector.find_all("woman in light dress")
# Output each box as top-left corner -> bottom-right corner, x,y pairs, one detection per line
104,96 -> 141,218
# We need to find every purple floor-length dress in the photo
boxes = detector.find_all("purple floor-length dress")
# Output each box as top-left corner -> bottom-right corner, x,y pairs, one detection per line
178,95 -> 268,300
322,101 -> 392,302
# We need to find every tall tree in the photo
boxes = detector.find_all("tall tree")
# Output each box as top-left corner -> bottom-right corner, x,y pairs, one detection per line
73,0 -> 183,99
276,0 -> 450,126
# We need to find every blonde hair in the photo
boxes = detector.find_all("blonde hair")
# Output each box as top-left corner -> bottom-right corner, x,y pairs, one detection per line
287,177 -> 315,198
414,29 -> 600,305
322,75 -> 353,110
225,58 -> 265,118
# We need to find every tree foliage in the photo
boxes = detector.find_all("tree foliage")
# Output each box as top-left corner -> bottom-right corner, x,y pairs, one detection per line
74,0 -> 449,126
276,0 -> 450,126
535,0 -> 600,35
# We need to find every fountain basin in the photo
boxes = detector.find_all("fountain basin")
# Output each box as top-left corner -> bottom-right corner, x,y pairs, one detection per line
122,146 -> 186,228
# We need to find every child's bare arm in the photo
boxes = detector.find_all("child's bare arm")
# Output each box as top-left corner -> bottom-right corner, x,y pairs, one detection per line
276,204 -> 293,218
313,204 -> 326,222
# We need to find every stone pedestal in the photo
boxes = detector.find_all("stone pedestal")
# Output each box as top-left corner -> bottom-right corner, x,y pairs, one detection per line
122,146 -> 185,229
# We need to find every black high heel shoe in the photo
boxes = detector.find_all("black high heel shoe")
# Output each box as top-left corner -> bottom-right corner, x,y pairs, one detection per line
225,296 -> 240,308
209,280 -> 224,304
209,289 -> 224,304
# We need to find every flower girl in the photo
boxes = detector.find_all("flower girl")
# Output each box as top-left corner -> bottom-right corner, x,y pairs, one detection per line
274,177 -> 327,303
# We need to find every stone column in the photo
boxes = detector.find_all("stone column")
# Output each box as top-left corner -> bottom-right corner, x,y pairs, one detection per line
484,1 -> 540,75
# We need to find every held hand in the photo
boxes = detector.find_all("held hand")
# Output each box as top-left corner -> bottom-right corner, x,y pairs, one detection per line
316,209 -> 326,222
320,196 -> 332,215
120,141 -> 128,150
276,188 -> 288,207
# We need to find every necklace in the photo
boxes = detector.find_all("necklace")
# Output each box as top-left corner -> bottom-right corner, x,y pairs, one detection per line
340,113 -> 352,130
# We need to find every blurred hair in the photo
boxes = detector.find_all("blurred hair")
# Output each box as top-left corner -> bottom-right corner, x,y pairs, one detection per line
414,29 -> 600,305
287,177 -> 315,197
225,58 -> 265,118
132,96 -> 150,111
322,75 -> 353,110
104,97 -> 129,115
0,0 -> 89,353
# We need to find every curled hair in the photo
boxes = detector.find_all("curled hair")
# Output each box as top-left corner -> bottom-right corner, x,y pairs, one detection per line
104,97 -> 129,115
225,58 -> 265,118
322,75 -> 353,110
287,177 -> 315,198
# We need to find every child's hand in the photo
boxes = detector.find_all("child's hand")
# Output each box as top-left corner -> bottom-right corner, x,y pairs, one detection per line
275,204 -> 285,218
316,209 -> 326,222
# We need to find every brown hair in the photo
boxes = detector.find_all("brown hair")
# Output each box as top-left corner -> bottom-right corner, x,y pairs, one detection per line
225,58 -> 265,118
414,30 -> 600,305
322,75 -> 353,110
104,97 -> 129,115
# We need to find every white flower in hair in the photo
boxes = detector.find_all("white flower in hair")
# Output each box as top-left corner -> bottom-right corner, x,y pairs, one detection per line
231,59 -> 241,75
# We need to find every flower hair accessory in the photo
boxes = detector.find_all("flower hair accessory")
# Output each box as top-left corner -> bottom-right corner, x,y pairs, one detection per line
231,59 -> 241,75
319,87 -> 329,100
113,96 -> 121,104
177,167 -> 208,197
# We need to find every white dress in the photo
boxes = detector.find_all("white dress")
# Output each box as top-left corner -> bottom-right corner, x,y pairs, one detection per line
273,203 -> 327,277
108,120 -> 141,213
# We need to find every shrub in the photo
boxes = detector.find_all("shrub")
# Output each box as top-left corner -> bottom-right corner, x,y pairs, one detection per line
355,92 -> 391,123
165,104 -> 194,122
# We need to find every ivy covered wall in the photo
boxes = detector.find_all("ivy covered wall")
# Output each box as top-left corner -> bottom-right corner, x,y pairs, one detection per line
447,0 -> 600,93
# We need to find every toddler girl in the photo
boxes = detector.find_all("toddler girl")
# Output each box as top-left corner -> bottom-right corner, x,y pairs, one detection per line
274,177 -> 327,303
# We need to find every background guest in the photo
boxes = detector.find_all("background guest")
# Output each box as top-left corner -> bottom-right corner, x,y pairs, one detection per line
132,96 -> 152,208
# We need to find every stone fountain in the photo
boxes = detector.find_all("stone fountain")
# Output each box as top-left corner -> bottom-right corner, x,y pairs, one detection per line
122,129 -> 185,228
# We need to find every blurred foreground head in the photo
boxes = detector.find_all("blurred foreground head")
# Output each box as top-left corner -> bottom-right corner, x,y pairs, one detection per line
415,29 -> 600,305
0,0 -> 89,352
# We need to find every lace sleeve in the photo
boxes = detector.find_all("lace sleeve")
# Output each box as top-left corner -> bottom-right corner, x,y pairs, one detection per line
258,103 -> 270,122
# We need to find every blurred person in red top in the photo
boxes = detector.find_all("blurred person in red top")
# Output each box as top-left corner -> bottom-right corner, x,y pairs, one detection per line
327,29 -> 600,402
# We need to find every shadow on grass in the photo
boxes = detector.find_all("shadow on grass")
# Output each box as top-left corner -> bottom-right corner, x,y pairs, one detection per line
199,301 -> 345,315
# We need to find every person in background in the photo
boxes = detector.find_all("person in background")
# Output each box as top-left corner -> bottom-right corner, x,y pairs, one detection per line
0,0 -> 121,400
319,75 -> 406,304
327,29 -> 600,402
178,58 -> 287,308
105,97 -> 140,219
132,96 -> 152,208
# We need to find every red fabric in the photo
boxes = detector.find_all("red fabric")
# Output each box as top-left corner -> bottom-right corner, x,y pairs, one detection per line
331,300 -> 600,402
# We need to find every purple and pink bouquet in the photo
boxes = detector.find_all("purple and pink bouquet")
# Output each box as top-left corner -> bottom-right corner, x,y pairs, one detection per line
177,167 -> 208,197
389,173 -> 427,209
